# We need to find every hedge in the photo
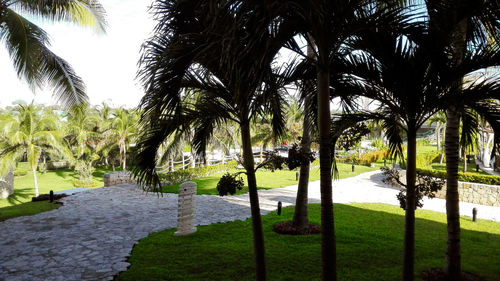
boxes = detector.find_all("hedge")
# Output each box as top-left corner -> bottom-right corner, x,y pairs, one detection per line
159,161 -> 238,186
416,168 -> 500,186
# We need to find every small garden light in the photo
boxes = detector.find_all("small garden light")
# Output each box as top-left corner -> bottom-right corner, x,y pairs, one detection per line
472,208 -> 477,222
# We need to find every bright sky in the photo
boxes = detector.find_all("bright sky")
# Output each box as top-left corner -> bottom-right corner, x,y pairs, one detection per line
0,0 -> 155,108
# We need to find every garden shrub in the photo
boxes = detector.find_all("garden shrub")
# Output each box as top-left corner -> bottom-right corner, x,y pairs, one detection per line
216,173 -> 244,196
14,170 -> 27,177
73,179 -> 101,188
416,168 -> 500,185
358,149 -> 389,166
159,161 -> 237,186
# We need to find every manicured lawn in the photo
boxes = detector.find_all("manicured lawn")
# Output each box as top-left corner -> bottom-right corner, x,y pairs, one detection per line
0,201 -> 60,221
0,164 -> 120,220
2,166 -> 113,208
417,143 -> 439,154
118,203 -> 500,281
161,162 -> 379,195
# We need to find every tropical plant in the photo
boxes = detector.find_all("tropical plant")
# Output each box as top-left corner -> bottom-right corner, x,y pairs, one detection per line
64,104 -> 100,184
111,107 -> 138,170
422,1 -> 500,279
266,3 -> 403,279
336,18 -> 500,280
133,2 -> 293,280
0,103 -> 68,196
0,0 -> 106,107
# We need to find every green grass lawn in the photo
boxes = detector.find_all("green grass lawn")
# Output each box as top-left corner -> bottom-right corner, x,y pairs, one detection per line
417,143 -> 439,154
0,201 -> 60,221
118,203 -> 500,281
0,164 -> 120,221
161,162 -> 379,195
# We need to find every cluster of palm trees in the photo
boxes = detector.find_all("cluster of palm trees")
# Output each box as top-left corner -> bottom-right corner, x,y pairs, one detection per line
0,103 -> 139,196
133,1 -> 499,281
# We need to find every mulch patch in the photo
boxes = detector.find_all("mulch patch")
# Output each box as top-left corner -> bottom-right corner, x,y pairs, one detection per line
273,221 -> 321,235
421,268 -> 486,281
31,193 -> 68,202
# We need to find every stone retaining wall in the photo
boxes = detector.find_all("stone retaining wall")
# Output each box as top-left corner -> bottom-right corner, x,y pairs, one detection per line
103,171 -> 135,187
434,181 -> 500,207
0,169 -> 14,199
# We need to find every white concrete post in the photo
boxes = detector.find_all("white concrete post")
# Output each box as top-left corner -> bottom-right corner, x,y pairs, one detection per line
182,154 -> 185,170
175,181 -> 197,236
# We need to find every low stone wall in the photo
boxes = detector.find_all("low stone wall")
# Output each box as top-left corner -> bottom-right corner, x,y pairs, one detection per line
103,171 -> 135,187
434,181 -> 500,207
0,169 -> 14,199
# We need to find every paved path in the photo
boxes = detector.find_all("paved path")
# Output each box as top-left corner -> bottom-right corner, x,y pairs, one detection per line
0,170 -> 499,281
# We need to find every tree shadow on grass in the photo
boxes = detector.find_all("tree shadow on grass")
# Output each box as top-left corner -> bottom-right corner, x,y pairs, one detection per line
5,187 -> 33,205
118,199 -> 500,281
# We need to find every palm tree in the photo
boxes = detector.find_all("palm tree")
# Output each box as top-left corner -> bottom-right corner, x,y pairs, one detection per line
0,0 -> 106,107
427,111 -> 446,153
338,22 -> 500,280
134,2 -> 293,280
0,103 -> 67,196
423,2 -> 500,279
64,104 -> 99,183
111,107 -> 138,170
266,3 -> 402,278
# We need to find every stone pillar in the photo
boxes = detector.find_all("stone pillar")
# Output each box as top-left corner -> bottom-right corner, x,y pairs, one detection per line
174,181 -> 197,236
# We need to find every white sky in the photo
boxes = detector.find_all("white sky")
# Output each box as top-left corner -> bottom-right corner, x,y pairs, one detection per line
0,0 -> 155,108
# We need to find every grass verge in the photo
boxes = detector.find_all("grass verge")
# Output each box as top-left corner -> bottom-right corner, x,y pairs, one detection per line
118,203 -> 500,281
161,162 -> 379,195
0,201 -> 60,221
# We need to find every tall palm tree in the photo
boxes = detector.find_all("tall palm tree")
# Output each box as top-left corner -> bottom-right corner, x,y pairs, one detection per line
339,22 -> 500,280
427,111 -> 446,152
266,3 -> 402,278
0,0 -> 106,107
64,104 -> 99,183
134,2 -> 293,280
111,107 -> 138,170
422,2 -> 500,279
0,103 -> 67,196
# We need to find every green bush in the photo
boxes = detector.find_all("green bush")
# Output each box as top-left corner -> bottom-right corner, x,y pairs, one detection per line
159,161 -> 238,186
358,149 -> 389,166
371,138 -> 386,150
73,179 -> 101,188
416,168 -> 500,185
14,170 -> 28,177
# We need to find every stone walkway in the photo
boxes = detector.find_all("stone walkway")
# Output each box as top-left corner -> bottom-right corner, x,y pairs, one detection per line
0,170 -> 499,281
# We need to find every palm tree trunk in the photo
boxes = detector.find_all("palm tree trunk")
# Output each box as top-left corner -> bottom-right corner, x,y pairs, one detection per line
122,142 -> 127,170
463,151 -> 467,172
241,119 -> 266,281
317,68 -> 336,281
436,123 -> 441,150
32,167 -> 39,197
292,95 -> 312,229
445,106 -> 461,280
403,128 -> 417,281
